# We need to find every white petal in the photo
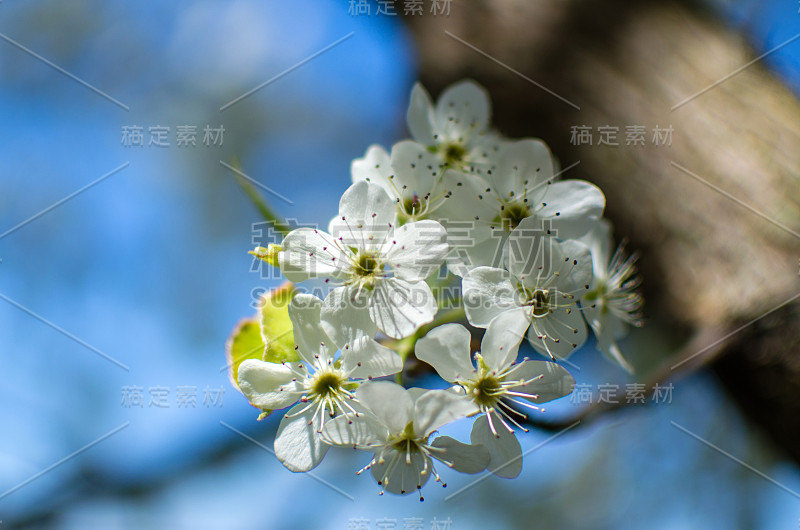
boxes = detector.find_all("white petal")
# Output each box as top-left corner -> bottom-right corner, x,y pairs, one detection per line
504,224 -> 593,294
352,143 -> 390,176
274,403 -> 330,472
351,144 -> 395,197
576,218 -> 614,280
435,169 -> 499,276
413,389 -> 478,436
462,266 -> 519,327
369,278 -> 437,339
470,413 -> 522,479
555,216 -> 603,242
503,220 -> 558,286
528,304 -> 588,360
463,134 -> 507,174
433,80 -> 491,145
536,180 -> 606,240
342,336 -> 403,379
390,140 -> 443,203
320,285 -> 376,350
321,413 -> 388,448
288,293 -> 333,364
414,323 -> 475,383
430,435 -> 490,474
481,308 -> 530,371
405,387 -> 429,403
407,82 -> 436,145
585,309 -> 634,373
381,220 -> 448,281
330,181 -> 397,251
601,338 -> 635,374
339,181 -> 397,227
547,238 -> 594,294
434,170 -> 497,228
371,448 -> 430,495
357,381 -> 413,434
237,359 -> 301,410
446,234 -> 504,276
491,139 -> 554,200
279,228 -> 350,283
582,302 -> 628,342
510,360 -> 576,403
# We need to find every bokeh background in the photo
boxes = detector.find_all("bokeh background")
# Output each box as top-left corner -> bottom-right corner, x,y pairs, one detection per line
1,1 -> 799,528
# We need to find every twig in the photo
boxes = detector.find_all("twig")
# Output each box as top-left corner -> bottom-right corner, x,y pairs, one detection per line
521,325 -> 729,431
227,157 -> 291,236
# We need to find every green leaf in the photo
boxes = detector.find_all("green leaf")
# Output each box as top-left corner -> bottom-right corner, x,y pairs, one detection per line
259,283 -> 298,364
225,283 -> 298,388
226,283 -> 299,417
226,317 -> 267,391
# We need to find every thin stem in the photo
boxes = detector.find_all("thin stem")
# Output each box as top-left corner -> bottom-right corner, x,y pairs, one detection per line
229,157 -> 290,236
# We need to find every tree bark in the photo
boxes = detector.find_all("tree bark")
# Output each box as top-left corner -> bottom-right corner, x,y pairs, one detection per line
398,0 -> 800,461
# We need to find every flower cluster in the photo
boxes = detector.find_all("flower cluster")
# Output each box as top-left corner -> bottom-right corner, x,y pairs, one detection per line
234,80 -> 644,498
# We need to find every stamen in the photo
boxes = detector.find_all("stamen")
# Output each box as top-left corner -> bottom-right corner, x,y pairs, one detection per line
486,409 -> 500,438
497,399 -> 529,421
506,397 -> 543,412
284,399 -> 316,418
357,457 -> 376,475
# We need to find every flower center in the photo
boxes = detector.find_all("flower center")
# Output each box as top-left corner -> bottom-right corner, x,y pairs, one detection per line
309,370 -> 344,400
468,374 -> 502,409
391,437 -> 422,454
500,202 -> 531,231
389,422 -> 423,452
583,281 -> 608,314
354,252 -> 380,277
402,193 -> 427,217
443,142 -> 467,165
519,286 -> 551,317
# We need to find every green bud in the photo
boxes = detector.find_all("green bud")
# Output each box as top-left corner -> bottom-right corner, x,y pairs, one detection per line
249,244 -> 283,268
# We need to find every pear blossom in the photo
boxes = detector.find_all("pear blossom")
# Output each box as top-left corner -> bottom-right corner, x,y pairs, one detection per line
578,220 -> 644,373
462,217 -> 593,360
434,139 -> 605,274
278,181 -> 449,339
322,381 -> 488,499
406,80 -> 505,171
237,293 -> 402,472
351,141 -> 451,223
416,323 -> 574,477
233,77 -> 648,490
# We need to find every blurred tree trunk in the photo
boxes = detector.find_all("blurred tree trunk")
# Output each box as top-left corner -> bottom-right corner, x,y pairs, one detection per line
398,0 -> 800,461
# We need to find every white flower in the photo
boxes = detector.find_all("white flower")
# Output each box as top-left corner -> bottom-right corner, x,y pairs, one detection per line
406,80 -> 505,171
236,293 -> 402,472
578,220 -> 644,373
322,381 -> 487,499
278,181 -> 449,339
462,218 -> 593,360
350,141 -> 450,222
416,323 -> 574,477
434,139 -> 605,274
